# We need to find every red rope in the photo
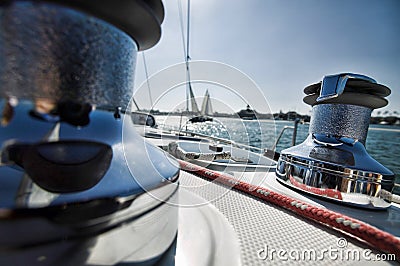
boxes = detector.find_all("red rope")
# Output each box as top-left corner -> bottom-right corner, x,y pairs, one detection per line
179,160 -> 400,261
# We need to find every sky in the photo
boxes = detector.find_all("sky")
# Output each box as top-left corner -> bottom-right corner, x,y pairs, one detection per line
134,0 -> 400,115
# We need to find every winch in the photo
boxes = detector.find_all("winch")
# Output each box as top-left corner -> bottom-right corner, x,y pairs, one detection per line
0,2 -> 181,264
276,73 -> 395,209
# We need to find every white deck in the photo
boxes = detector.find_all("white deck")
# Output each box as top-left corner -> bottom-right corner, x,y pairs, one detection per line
177,170 -> 393,265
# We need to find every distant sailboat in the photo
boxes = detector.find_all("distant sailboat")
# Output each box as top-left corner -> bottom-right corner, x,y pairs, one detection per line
200,90 -> 213,117
189,89 -> 213,123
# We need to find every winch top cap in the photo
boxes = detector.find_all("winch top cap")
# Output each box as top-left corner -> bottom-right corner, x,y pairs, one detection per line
0,1 -> 161,106
5,0 -> 165,50
303,73 -> 391,109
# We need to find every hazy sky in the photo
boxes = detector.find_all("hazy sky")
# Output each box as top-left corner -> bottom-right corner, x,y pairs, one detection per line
134,0 -> 400,115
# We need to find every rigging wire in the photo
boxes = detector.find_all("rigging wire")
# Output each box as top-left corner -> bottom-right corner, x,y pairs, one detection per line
186,0 -> 191,63
142,52 -> 153,108
132,97 -> 140,111
177,0 -> 188,60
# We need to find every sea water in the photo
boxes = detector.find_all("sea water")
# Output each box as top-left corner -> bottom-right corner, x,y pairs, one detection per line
156,116 -> 400,194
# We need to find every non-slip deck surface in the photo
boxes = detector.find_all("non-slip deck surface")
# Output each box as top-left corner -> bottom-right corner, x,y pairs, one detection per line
179,171 -> 392,265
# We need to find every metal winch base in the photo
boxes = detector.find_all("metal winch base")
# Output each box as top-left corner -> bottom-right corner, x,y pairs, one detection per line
277,73 -> 395,209
276,153 -> 393,209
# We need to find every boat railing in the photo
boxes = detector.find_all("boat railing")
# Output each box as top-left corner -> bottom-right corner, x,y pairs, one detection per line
270,126 -> 294,151
175,129 -> 265,153
158,123 -> 400,198
270,118 -> 301,151
158,119 -> 301,157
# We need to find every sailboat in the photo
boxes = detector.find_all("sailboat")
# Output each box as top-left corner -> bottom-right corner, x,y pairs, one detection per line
188,89 -> 213,123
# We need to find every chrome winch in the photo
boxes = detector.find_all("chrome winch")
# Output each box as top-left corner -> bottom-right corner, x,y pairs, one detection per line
276,73 -> 395,209
0,1 -> 181,264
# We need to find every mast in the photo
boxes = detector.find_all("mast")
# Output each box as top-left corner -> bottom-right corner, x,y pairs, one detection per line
179,0 -> 199,114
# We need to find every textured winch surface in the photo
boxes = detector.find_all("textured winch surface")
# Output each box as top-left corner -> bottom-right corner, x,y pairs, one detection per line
309,104 -> 372,144
179,171 -> 390,265
0,2 -> 137,108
